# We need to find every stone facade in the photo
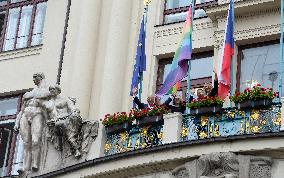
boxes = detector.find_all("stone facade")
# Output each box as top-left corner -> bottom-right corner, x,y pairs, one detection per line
0,0 -> 284,177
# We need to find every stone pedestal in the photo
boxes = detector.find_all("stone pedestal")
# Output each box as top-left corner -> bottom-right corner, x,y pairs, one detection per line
163,112 -> 184,144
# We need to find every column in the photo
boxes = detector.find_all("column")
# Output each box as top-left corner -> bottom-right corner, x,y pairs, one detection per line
60,0 -> 102,119
87,0 -> 134,159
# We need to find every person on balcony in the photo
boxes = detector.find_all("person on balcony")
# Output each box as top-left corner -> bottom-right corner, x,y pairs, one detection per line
195,88 -> 205,99
131,87 -> 161,109
163,93 -> 187,114
203,71 -> 218,97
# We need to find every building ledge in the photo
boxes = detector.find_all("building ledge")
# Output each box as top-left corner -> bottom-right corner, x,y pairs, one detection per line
206,0 -> 279,20
32,131 -> 284,178
0,45 -> 43,62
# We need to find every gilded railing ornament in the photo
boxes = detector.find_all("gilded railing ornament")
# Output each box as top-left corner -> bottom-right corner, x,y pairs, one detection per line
144,0 -> 152,6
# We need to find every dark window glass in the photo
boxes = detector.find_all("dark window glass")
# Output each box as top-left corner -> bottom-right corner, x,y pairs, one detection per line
240,43 -> 284,95
157,53 -> 213,102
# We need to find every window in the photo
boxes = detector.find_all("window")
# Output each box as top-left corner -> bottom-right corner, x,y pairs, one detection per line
164,0 -> 218,24
239,42 -> 284,95
0,0 -> 47,52
156,52 -> 213,102
0,95 -> 22,177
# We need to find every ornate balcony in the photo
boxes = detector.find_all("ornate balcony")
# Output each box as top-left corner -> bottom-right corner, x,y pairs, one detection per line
104,102 -> 282,156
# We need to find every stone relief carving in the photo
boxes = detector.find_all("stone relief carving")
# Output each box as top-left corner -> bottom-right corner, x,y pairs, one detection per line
14,73 -> 99,175
171,153 -> 273,178
197,152 -> 239,178
172,167 -> 190,178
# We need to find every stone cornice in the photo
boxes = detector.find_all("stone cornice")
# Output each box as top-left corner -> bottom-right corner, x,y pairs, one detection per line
206,0 -> 278,20
216,6 -> 280,21
0,45 -> 43,62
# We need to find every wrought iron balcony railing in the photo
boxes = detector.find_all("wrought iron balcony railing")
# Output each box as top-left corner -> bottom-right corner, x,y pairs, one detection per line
181,103 -> 282,141
104,121 -> 164,156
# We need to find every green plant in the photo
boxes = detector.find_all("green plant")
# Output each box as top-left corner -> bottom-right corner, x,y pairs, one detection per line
187,96 -> 224,109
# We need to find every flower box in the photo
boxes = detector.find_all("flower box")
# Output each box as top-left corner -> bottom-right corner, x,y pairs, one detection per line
136,115 -> 163,126
236,99 -> 273,110
105,122 -> 131,134
190,106 -> 222,115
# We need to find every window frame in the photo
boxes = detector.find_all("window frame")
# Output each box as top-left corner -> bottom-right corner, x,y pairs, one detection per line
156,51 -> 214,100
236,40 -> 280,93
0,93 -> 23,176
0,0 -> 47,52
163,0 -> 218,24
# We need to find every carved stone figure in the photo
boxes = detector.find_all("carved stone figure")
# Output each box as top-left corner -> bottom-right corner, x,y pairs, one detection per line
44,84 -> 98,158
172,167 -> 190,178
197,152 -> 239,178
14,73 -> 50,174
171,153 -> 273,178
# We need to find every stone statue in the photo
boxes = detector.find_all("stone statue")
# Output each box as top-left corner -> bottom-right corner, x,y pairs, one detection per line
14,73 -> 98,176
43,84 -> 98,158
14,73 -> 50,174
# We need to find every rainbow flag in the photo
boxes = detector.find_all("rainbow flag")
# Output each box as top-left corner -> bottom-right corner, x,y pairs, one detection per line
167,82 -> 181,94
156,4 -> 193,96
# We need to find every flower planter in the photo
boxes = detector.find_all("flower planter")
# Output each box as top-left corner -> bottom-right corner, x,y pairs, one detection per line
136,115 -> 163,126
105,122 -> 131,134
190,106 -> 222,115
236,99 -> 273,110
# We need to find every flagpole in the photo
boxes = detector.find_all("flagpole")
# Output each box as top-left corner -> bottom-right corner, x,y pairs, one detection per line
139,4 -> 149,100
229,0 -> 234,107
279,0 -> 284,102
186,0 -> 195,108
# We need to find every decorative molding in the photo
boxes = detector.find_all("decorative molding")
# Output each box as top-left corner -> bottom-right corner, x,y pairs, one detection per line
155,20 -> 215,39
155,36 -> 214,48
215,24 -> 280,44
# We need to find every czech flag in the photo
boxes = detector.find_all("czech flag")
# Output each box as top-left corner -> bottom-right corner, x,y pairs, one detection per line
218,0 -> 234,99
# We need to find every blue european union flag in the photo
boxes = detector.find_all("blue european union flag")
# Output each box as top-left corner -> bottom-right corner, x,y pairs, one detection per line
130,17 -> 146,96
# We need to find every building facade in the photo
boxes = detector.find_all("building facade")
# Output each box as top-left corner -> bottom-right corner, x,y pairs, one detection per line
0,0 -> 284,177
